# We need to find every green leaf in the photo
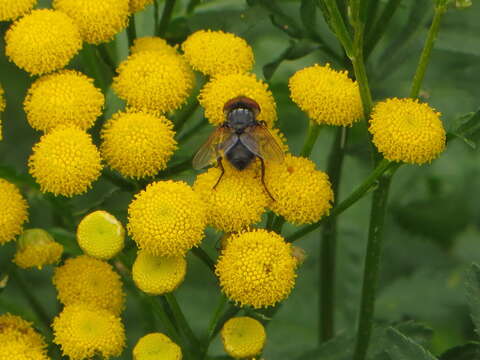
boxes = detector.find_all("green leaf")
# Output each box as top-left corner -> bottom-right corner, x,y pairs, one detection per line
384,328 -> 437,360
465,263 -> 480,335
293,332 -> 354,360
300,0 -> 318,37
439,343 -> 480,360
448,109 -> 480,148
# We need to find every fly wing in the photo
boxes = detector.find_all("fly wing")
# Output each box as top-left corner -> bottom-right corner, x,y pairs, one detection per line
192,127 -> 237,170
239,124 -> 285,163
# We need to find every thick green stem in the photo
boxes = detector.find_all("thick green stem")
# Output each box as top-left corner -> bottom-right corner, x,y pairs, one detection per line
157,0 -> 176,37
322,0 -> 354,56
300,122 -> 322,157
146,296 -> 182,343
127,15 -> 137,48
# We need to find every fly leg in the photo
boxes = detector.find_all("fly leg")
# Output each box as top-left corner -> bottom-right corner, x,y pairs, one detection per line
259,157 -> 275,201
213,157 -> 225,190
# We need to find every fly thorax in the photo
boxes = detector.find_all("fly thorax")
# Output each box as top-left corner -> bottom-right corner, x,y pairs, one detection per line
227,108 -> 255,132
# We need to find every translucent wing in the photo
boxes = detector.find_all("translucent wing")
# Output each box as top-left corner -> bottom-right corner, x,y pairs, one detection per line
192,127 -> 237,170
240,124 -> 285,163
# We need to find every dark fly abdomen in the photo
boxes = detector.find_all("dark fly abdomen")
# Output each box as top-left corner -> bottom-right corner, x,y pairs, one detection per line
225,140 -> 255,170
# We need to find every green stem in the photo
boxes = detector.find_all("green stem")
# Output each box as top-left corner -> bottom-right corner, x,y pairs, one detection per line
265,211 -> 275,230
300,122 -> 321,157
321,0 -> 354,56
96,44 -> 116,74
272,215 -> 286,234
201,295 -> 228,358
146,296 -> 182,344
81,44 -> 108,93
154,0 -> 160,31
174,99 -> 199,134
157,0 -> 176,37
177,118 -> 208,143
191,247 -> 216,273
127,15 -> 137,49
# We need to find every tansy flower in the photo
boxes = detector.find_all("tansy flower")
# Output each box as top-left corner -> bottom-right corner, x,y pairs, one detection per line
128,181 -> 207,256
265,154 -> 333,224
0,314 -> 47,350
0,84 -> 5,140
24,70 -> 104,132
289,63 -> 363,126
0,341 -> 48,360
182,30 -> 254,77
221,317 -> 266,359
52,255 -> 125,315
101,111 -> 177,178
199,73 -> 276,127
5,9 -> 82,76
53,0 -> 129,44
130,0 -> 154,13
369,98 -> 446,164
133,333 -> 182,360
28,126 -> 102,197
130,36 -> 178,56
113,51 -> 195,114
132,250 -> 187,295
13,228 -> 63,269
0,179 -> 28,244
53,304 -> 126,360
193,161 -> 270,232
77,210 -> 125,260
0,0 -> 37,21
215,229 -> 297,308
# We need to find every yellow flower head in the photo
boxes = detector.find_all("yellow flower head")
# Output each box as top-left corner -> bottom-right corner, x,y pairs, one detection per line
24,70 -> 104,132
0,314 -> 47,350
289,63 -> 363,126
128,181 -> 207,256
113,51 -> 195,114
0,341 -> 48,360
28,126 -> 102,197
133,333 -> 182,360
130,0 -> 154,13
77,210 -> 125,260
369,98 -> 446,164
101,111 -> 177,178
182,30 -> 254,77
193,161 -> 270,232
5,9 -> 82,76
52,255 -> 125,315
0,0 -> 37,21
215,229 -> 297,308
53,304 -> 126,360
199,73 -> 276,127
53,0 -> 129,44
13,228 -> 63,269
132,250 -> 187,295
0,179 -> 28,244
265,154 -> 333,224
130,36 -> 178,55
221,317 -> 266,359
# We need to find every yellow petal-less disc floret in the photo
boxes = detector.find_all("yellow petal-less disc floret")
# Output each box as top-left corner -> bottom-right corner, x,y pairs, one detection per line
132,250 -> 187,295
113,51 -> 195,114
77,211 -> 125,260
53,0 -> 129,44
215,229 -> 297,308
5,9 -> 82,76
289,63 -> 363,126
130,0 -> 154,13
13,229 -> 63,269
130,36 -> 178,56
0,313 -> 48,350
101,111 -> 177,178
221,317 -> 266,359
28,126 -> 103,197
52,255 -> 125,315
199,73 -> 277,127
0,0 -> 37,21
265,154 -> 333,225
0,179 -> 28,244
24,70 -> 104,132
133,333 -> 182,360
369,98 -> 446,164
0,340 -> 49,360
53,304 -> 126,360
182,30 -> 254,77
128,181 -> 207,256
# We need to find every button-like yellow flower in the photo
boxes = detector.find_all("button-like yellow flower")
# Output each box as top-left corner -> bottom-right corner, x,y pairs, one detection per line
199,73 -> 277,127
0,341 -> 49,360
130,0 -> 154,13
77,211 -> 125,260
113,51 -> 195,114
101,111 -> 177,178
0,84 -> 4,140
53,0 -> 129,44
182,30 -> 254,77
289,63 -> 363,126
215,229 -> 297,308
53,304 -> 126,360
130,36 -> 178,56
13,229 -> 63,269
28,126 -> 102,197
0,313 -> 47,350
5,9 -> 82,75
132,250 -> 186,295
128,181 -> 207,256
133,333 -> 182,360
369,98 -> 446,164
0,179 -> 28,245
0,0 -> 37,21
265,154 -> 333,224
221,317 -> 266,359
53,255 -> 125,316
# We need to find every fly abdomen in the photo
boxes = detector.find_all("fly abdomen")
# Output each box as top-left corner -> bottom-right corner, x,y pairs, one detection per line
225,141 -> 255,170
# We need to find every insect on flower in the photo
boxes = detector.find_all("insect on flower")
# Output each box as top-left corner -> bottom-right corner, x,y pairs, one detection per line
193,96 -> 284,200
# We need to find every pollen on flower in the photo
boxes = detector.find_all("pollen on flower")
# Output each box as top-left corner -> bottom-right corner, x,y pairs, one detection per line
53,304 -> 126,360
13,228 -> 63,269
52,255 -> 125,316
0,179 -> 28,245
53,0 -> 129,44
182,30 -> 254,77
129,0 -> 154,13
127,181 -> 207,256
24,70 -> 104,132
130,36 -> 178,56
369,98 -> 446,164
101,111 -> 177,178
133,333 -> 182,360
199,73 -> 277,127
0,0 -> 37,21
289,63 -> 363,126
221,317 -> 266,359
215,229 -> 297,308
5,9 -> 82,75
28,126 -> 103,197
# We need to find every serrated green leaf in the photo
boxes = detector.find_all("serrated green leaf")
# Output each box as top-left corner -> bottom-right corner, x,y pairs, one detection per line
447,109 -> 480,147
465,263 -> 480,336
385,328 -> 437,360
439,342 -> 480,360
